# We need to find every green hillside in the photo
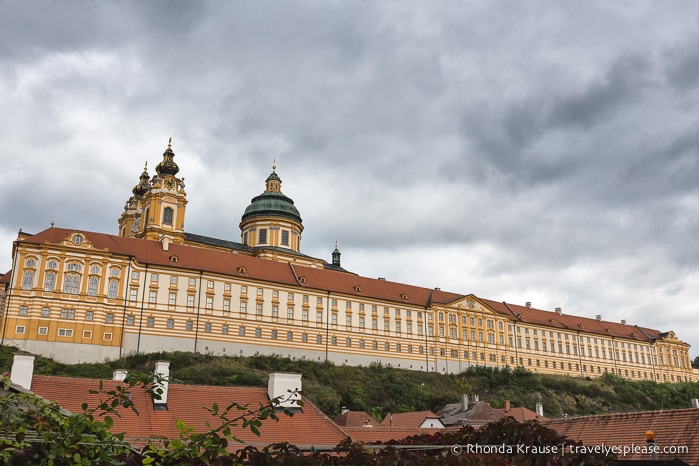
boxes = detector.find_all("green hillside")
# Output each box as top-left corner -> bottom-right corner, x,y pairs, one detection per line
2,345 -> 698,420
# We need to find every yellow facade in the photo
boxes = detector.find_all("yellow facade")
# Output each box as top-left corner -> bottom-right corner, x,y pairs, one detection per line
0,141 -> 695,382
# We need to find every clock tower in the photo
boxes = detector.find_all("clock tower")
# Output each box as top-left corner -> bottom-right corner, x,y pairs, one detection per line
119,139 -> 188,245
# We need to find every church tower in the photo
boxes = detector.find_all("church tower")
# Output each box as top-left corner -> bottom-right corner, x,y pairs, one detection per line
118,140 -> 188,245
240,163 -> 303,253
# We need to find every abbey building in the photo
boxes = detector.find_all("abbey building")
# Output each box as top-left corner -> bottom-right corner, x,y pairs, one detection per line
1,142 -> 695,382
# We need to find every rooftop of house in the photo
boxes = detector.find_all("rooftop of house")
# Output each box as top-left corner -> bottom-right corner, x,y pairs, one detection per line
382,410 -> 442,428
28,374 -> 348,450
437,397 -> 546,427
333,410 -> 384,428
543,408 -> 699,464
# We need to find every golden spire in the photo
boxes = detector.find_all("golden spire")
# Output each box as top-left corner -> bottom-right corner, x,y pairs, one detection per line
168,137 -> 172,149
273,158 -> 276,172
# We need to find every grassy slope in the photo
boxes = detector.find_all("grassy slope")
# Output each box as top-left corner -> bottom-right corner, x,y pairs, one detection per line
2,345 -> 698,420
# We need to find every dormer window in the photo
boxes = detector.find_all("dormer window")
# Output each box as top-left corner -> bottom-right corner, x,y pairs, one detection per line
353,285 -> 362,292
72,234 -> 84,245
299,276 -> 307,283
400,293 -> 408,300
169,255 -> 179,263
549,319 -> 556,324
237,266 -> 247,274
578,323 -> 585,329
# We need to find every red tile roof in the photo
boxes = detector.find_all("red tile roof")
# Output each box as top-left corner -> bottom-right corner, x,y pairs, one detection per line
333,411 -> 384,427
30,375 -> 347,450
382,410 -> 441,428
0,270 -> 10,284
543,408 -> 699,464
480,298 -> 667,343
499,406 -> 542,423
21,228 -> 464,307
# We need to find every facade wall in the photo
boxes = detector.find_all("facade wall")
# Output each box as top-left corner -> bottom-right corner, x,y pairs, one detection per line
1,236 -> 694,382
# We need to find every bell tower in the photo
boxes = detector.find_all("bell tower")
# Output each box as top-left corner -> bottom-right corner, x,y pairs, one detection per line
139,139 -> 188,245
118,163 -> 150,238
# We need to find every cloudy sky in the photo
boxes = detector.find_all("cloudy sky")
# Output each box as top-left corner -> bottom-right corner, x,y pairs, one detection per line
2,2 -> 699,356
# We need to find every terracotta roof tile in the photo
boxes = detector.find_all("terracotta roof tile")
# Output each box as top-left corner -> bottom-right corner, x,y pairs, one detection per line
381,410 -> 441,428
543,408 -> 699,464
333,411 -> 384,427
0,270 -> 11,284
30,375 -> 347,450
341,426 -> 447,444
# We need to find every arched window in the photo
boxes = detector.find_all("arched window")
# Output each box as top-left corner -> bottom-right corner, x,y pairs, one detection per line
163,207 -> 173,225
44,272 -> 56,291
88,277 -> 99,296
22,271 -> 34,290
63,275 -> 80,294
108,280 -> 118,299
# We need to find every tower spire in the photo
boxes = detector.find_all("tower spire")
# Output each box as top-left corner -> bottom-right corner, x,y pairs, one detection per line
332,241 -> 341,267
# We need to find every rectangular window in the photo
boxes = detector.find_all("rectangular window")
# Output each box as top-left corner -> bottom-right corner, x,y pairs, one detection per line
189,278 -> 196,287
272,305 -> 279,317
58,328 -> 73,337
44,273 -> 56,291
317,335 -> 322,344
257,287 -> 263,296
407,323 -> 412,334
346,301 -> 352,310
127,315 -> 135,325
105,313 -> 114,324
396,322 -> 402,333
240,302 -> 247,314
169,293 -> 177,305
384,321 -> 389,331
281,230 -> 289,246
372,318 -> 377,330
208,280 -> 214,289
41,307 -> 50,318
167,319 -> 174,329
147,317 -> 154,327
16,325 -> 26,334
288,292 -> 294,301
61,309 -> 75,319
271,330 -> 277,339
303,294 -> 309,303
223,299 -> 230,311
317,297 -> 323,306
103,332 -> 113,341
82,330 -> 92,339
224,283 -> 231,292
332,313 -> 337,325
19,306 -> 28,316
258,228 -> 267,244
287,307 -> 294,319
287,331 -> 293,341
239,326 -> 245,336
170,275 -> 178,285
187,295 -> 195,307
205,323 -> 211,332
129,288 -> 138,301
302,333 -> 308,343
256,303 -> 263,315
359,317 -> 365,328
149,291 -> 157,303
303,309 -> 309,321
241,285 -> 247,294
131,271 -> 139,281
206,297 -> 213,309
255,328 -> 261,338
317,311 -> 323,322
151,273 -> 159,283
222,324 -> 229,334
186,321 -> 193,330
38,327 -> 48,335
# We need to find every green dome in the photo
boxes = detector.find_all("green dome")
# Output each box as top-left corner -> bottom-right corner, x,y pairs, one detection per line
241,191 -> 302,224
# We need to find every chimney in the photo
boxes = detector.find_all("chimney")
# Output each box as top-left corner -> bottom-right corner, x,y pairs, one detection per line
378,277 -> 386,281
621,319 -> 627,325
473,394 -> 479,402
460,394 -> 469,411
535,402 -> 544,417
341,407 -> 349,415
596,315 -> 602,322
113,369 -> 128,381
11,354 -> 35,390
268,372 -> 302,408
691,399 -> 699,409
389,413 -> 393,427
555,307 -> 562,316
153,361 -> 170,407
161,236 -> 170,251
525,302 -> 531,309
504,400 -> 510,412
